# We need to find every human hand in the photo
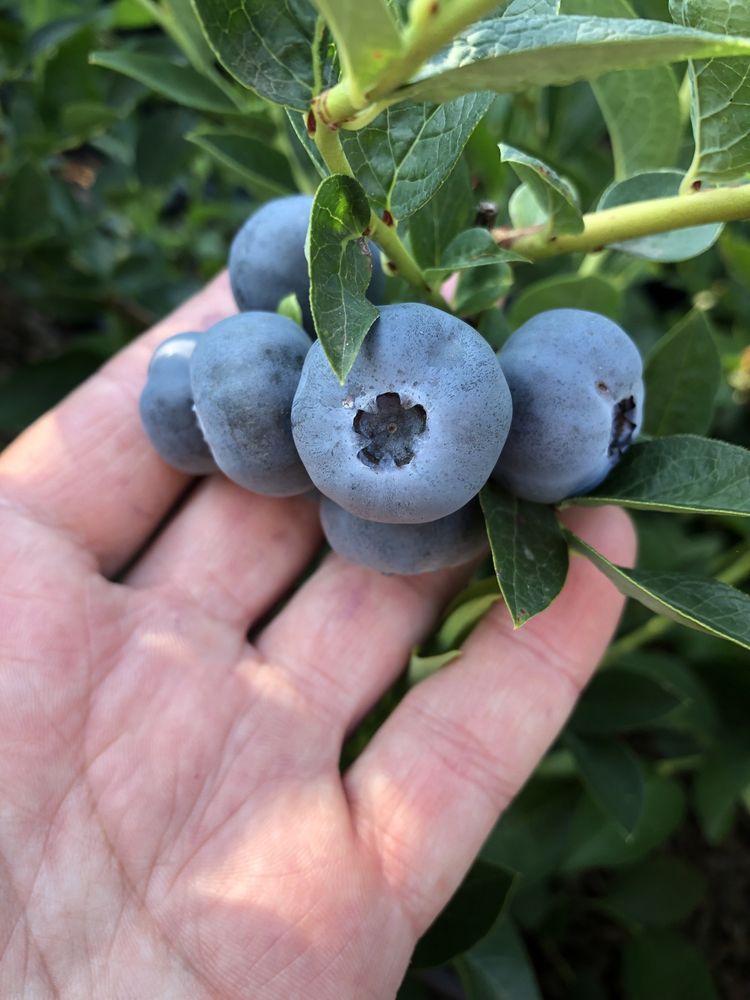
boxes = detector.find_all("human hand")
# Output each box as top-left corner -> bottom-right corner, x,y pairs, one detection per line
0,274 -> 635,999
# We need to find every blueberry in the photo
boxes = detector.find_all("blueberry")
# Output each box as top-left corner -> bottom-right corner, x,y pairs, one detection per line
228,194 -> 385,336
320,495 -> 488,575
492,308 -> 644,504
139,332 -> 217,475
191,312 -> 313,496
292,303 -> 513,523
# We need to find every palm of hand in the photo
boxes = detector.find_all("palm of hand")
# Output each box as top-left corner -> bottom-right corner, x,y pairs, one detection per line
0,274 -> 634,999
3,512 -> 412,998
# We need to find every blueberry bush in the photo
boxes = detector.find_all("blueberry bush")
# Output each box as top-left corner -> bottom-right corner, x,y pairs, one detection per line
3,0 -> 750,995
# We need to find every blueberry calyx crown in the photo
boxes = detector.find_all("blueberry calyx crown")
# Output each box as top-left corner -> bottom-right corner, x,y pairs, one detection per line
353,392 -> 427,469
609,396 -> 637,458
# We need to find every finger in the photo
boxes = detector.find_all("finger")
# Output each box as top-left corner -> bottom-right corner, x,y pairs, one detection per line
254,555 -> 474,738
344,505 -> 636,934
126,477 -> 322,630
0,271 -> 234,575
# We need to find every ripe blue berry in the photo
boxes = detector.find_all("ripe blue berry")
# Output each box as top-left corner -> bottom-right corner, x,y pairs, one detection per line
139,332 -> 217,475
191,312 -> 313,496
320,495 -> 488,575
492,309 -> 644,503
292,303 -> 512,523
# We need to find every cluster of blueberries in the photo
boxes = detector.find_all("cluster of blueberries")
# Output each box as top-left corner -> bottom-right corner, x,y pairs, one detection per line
140,195 -> 645,575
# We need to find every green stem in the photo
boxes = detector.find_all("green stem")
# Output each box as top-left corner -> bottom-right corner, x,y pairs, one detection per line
497,184 -> 750,261
312,115 -> 445,306
314,120 -> 354,176
319,0 -> 507,125
604,542 -> 750,663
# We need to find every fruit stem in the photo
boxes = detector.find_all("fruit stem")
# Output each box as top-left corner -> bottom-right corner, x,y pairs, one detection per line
496,184 -> 750,261
602,542 -> 750,663
318,0 -> 509,127
312,113 -> 446,308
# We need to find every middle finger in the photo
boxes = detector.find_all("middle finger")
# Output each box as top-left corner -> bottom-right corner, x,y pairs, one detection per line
254,553 -> 472,735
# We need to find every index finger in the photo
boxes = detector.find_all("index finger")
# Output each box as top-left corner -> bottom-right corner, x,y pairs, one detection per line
0,271 -> 234,574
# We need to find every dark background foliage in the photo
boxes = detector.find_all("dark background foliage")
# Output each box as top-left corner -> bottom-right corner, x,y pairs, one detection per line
1,1 -> 749,997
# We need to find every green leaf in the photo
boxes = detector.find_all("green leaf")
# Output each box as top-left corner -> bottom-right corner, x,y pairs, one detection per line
478,309 -> 513,351
562,774 -> 686,871
28,13 -> 101,59
424,228 -> 528,278
614,651 -> 718,743
311,0 -> 402,104
277,292 -> 303,326
506,0 -> 560,12
454,263 -> 513,315
562,0 -> 683,178
479,484 -> 569,628
412,861 -> 516,968
307,174 -> 379,381
393,15 -> 750,104
568,530 -> 750,652
456,917 -> 542,1000
408,158 -> 475,269
644,310 -> 721,436
569,670 -> 681,735
508,274 -> 623,329
694,730 -> 750,843
193,0 -> 322,110
602,857 -> 706,926
622,930 -> 719,1000
482,778 -> 584,879
407,649 -> 462,684
341,93 -> 493,219
671,0 -> 750,185
508,184 -> 548,229
570,436 -> 750,517
186,130 -> 296,197
565,732 -> 646,834
409,578 -> 503,685
89,50 -> 237,113
286,107 -> 328,179
598,170 -> 723,261
59,101 -> 119,140
500,144 -> 583,235
720,227 -> 750,286
161,0 -> 219,72
423,577 -> 502,655
0,163 -> 53,250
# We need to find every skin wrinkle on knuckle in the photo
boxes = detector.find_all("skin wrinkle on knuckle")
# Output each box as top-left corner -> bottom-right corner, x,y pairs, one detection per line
352,800 -> 433,939
479,596 -> 589,701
